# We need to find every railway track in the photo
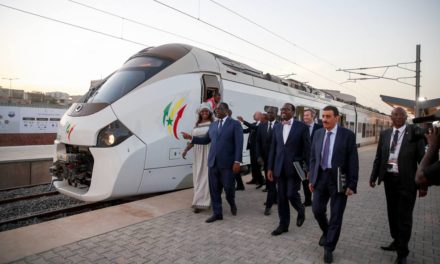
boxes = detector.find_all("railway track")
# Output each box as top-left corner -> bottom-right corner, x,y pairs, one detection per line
0,201 -> 113,231
0,190 -> 59,205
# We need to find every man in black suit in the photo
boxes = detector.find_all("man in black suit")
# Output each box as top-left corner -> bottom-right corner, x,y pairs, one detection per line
237,112 -> 265,188
370,107 -> 426,264
309,105 -> 358,263
256,107 -> 279,215
267,103 -> 310,236
302,108 -> 322,206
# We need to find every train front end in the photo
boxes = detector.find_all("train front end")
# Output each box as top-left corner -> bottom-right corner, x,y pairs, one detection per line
50,44 -> 201,202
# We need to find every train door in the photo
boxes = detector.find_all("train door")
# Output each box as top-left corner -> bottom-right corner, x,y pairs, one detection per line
296,106 -> 305,121
202,74 -> 221,105
340,113 -> 347,127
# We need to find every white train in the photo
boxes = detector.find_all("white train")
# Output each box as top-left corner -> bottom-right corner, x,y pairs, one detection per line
50,43 -> 390,202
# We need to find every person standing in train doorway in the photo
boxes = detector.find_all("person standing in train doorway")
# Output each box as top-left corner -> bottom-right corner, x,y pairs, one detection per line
302,108 -> 322,207
308,105 -> 358,263
182,102 -> 243,223
205,91 -> 221,110
267,103 -> 310,235
369,107 -> 426,264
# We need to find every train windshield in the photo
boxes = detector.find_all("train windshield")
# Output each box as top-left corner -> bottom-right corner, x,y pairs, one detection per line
84,56 -> 172,104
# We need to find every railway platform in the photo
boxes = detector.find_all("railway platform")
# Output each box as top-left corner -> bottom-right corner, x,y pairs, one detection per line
0,145 -> 53,189
0,145 -> 439,263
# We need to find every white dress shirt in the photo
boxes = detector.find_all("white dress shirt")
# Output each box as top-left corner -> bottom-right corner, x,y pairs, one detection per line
282,118 -> 294,144
387,125 -> 406,173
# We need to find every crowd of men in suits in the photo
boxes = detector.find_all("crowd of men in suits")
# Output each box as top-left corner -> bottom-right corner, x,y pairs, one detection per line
183,101 -> 438,264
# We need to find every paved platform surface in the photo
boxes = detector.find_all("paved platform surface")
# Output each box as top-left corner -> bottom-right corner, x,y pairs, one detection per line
6,145 -> 440,263
0,145 -> 54,162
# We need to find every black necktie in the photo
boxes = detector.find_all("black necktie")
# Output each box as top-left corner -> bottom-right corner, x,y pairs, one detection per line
218,119 -> 223,135
390,130 -> 399,153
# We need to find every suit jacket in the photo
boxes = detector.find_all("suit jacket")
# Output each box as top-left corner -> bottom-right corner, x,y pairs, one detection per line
242,121 -> 258,150
309,126 -> 359,192
256,120 -> 279,161
370,125 -> 425,190
191,117 -> 244,169
310,123 -> 323,141
267,121 -> 311,178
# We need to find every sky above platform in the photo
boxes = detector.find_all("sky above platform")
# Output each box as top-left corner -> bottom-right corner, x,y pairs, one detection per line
0,0 -> 439,113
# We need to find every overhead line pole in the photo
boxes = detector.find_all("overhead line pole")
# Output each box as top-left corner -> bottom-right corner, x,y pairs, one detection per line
415,44 -> 421,117
338,45 -> 422,117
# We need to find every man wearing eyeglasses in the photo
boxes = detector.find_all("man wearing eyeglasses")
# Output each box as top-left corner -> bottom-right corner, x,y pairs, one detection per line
370,107 -> 426,264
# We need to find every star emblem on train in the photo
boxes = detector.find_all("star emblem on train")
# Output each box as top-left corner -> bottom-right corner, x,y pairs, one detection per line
162,97 -> 187,139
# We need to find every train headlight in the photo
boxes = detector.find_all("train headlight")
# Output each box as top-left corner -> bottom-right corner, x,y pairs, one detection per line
97,120 -> 132,147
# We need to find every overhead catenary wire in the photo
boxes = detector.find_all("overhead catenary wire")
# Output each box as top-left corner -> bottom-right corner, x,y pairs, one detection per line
67,0 -> 286,72
208,0 -> 340,69
0,3 -> 149,47
0,1 -> 387,111
153,0 -> 387,111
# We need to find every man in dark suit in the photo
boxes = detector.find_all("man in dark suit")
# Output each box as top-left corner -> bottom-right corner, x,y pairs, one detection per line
238,112 -> 265,188
370,107 -> 426,264
256,107 -> 279,215
267,103 -> 310,236
309,105 -> 358,263
182,102 -> 243,223
302,108 -> 322,206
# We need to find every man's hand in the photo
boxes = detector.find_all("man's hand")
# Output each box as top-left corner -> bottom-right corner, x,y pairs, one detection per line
416,169 -> 430,187
181,132 -> 192,140
182,150 -> 187,159
427,127 -> 440,150
309,183 -> 314,193
345,188 -> 354,196
418,187 -> 428,197
232,163 -> 241,174
369,180 -> 376,188
237,116 -> 244,123
267,170 -> 273,182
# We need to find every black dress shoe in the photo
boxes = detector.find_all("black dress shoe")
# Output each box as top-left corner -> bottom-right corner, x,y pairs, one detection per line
262,188 -> 268,192
296,215 -> 305,227
236,186 -> 245,191
205,215 -> 223,223
394,256 -> 407,264
381,241 -> 397,251
264,208 -> 271,215
271,226 -> 288,236
193,208 -> 201,213
303,201 -> 312,207
246,180 -> 256,184
324,249 -> 333,263
231,206 -> 237,216
319,233 -> 326,246
256,184 -> 264,189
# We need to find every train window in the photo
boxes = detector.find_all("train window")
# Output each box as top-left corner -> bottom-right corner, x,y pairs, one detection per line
350,122 -> 355,131
362,123 -> 366,138
373,124 -> 376,136
83,56 -> 172,104
202,75 -> 220,102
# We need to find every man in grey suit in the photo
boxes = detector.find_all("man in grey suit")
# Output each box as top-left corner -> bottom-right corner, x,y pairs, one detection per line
370,107 -> 426,264
182,102 -> 243,223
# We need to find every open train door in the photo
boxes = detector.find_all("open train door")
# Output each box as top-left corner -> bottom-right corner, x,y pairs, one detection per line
202,74 -> 221,106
